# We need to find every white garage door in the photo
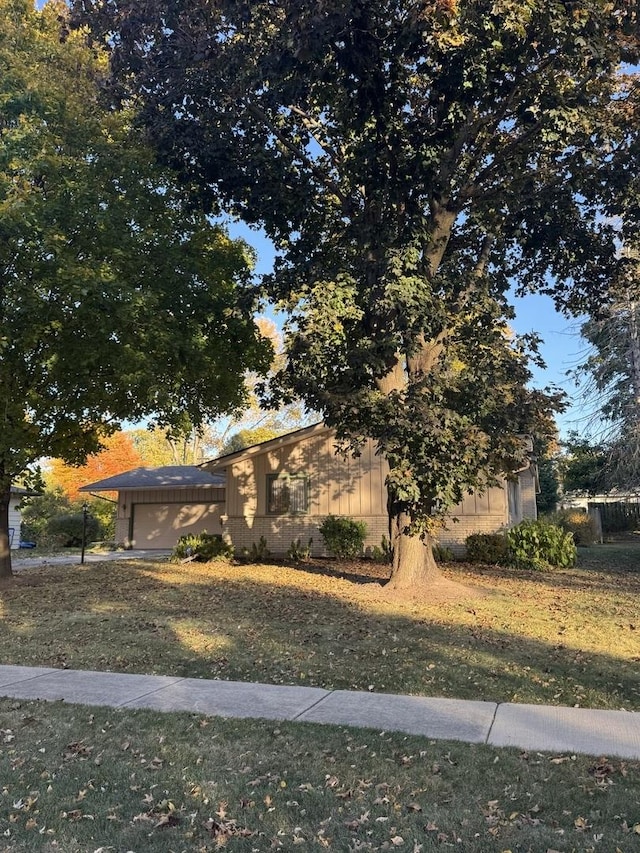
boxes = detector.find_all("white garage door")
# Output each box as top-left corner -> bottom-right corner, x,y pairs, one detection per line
131,503 -> 223,550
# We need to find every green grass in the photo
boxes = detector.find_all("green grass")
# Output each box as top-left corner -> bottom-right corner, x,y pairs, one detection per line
0,698 -> 638,852
1,543 -> 639,710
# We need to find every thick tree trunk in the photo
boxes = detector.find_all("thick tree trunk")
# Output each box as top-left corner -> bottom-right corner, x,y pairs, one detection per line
385,509 -> 441,593
0,481 -> 13,579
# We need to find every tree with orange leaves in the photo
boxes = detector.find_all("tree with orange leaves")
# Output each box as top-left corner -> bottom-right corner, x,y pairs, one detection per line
47,432 -> 143,501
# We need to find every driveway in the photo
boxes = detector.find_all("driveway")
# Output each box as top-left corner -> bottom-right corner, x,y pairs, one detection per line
12,550 -> 172,570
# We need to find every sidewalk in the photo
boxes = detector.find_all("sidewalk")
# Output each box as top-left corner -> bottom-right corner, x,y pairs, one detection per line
0,665 -> 638,759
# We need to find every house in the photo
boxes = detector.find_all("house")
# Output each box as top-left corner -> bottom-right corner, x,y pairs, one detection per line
81,424 -> 537,556
8,486 -> 36,549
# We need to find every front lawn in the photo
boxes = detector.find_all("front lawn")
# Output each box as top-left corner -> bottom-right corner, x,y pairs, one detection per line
1,543 -> 638,710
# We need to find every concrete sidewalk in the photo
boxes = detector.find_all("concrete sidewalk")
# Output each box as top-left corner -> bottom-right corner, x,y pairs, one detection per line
0,665 -> 638,759
12,549 -> 171,569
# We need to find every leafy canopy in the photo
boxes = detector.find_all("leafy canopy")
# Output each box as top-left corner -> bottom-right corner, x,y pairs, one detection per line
0,0 -> 272,490
73,0 -> 638,580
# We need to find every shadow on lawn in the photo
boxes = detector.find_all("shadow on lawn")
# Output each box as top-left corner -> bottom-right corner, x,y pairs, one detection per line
0,558 -> 638,711
451,555 -> 640,595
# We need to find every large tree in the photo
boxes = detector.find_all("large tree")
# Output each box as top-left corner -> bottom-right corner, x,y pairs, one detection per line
571,251 -> 640,490
74,0 -> 638,592
0,0 -> 271,577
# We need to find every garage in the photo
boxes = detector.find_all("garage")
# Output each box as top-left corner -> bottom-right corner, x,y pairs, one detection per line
130,501 -> 224,550
79,465 -> 227,551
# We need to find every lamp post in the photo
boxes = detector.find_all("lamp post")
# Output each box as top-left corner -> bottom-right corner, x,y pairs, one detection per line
80,502 -> 88,565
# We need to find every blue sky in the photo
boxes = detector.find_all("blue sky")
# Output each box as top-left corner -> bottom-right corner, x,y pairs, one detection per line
226,220 -> 588,439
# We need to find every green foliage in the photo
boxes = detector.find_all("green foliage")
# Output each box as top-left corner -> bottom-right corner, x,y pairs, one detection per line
285,537 -> 313,562
505,520 -> 577,571
222,427 -> 280,455
548,509 -> 599,546
0,0 -> 271,575
561,435 -> 609,495
21,489 -> 114,545
87,499 -> 117,541
20,488 -> 72,543
247,536 -> 271,562
76,0 -> 636,584
172,532 -> 233,563
432,543 -> 455,563
45,512 -> 102,548
535,433 -> 561,515
366,535 -> 393,564
465,533 -> 509,565
319,515 -> 367,559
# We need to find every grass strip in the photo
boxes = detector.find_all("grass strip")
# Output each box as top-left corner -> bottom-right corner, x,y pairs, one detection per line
0,697 -> 639,851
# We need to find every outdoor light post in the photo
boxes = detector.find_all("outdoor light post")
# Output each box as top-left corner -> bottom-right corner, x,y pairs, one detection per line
80,501 -> 88,565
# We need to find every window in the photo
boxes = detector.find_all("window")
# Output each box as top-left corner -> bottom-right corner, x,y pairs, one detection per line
267,474 -> 308,515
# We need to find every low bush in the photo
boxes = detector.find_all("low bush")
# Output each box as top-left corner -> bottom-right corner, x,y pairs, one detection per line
247,535 -> 271,562
319,515 -> 368,559
432,543 -> 455,562
505,519 -> 577,570
366,534 -> 392,563
465,532 -> 509,564
285,538 -> 313,562
172,532 -> 233,562
548,509 -> 598,546
45,512 -> 102,547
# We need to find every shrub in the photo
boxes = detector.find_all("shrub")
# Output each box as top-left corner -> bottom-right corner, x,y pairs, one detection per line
46,512 -> 102,547
172,532 -> 233,562
249,535 -> 271,562
465,532 -> 509,564
319,515 -> 367,559
432,543 -> 455,562
286,537 -> 313,562
505,519 -> 577,570
366,534 -> 393,563
548,509 -> 598,546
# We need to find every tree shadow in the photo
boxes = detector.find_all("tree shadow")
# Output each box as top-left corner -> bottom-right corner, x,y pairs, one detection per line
0,558 -> 637,712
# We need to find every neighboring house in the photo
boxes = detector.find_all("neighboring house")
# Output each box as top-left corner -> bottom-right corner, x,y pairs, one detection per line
82,424 -> 537,556
8,486 -> 36,549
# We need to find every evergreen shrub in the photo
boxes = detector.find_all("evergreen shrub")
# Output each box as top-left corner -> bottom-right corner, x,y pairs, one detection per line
465,533 -> 509,564
46,512 -> 101,547
172,531 -> 233,562
319,515 -> 367,559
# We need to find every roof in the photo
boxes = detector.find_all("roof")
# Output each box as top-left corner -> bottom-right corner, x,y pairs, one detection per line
80,466 -> 226,492
10,486 -> 40,497
203,422 -> 328,470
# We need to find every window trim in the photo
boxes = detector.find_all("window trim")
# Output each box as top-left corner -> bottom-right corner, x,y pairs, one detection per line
266,473 -> 309,516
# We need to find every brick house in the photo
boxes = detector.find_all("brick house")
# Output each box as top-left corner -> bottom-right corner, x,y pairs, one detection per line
82,423 -> 537,556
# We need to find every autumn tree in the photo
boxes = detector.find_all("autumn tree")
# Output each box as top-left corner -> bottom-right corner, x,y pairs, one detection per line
0,0 -> 271,577
48,432 -> 143,501
75,0 -> 638,593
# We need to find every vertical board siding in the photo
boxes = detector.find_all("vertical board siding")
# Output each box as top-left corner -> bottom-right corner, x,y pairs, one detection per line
115,425 -> 533,556
8,499 -> 21,549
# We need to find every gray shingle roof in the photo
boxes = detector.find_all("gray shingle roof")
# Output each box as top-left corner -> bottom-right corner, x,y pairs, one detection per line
80,466 -> 225,492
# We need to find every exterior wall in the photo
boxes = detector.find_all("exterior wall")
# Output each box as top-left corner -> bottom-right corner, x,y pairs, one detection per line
519,466 -> 538,522
210,427 -> 516,558
212,429 -> 388,556
8,497 -> 21,549
437,484 -> 509,556
116,427 -> 535,557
